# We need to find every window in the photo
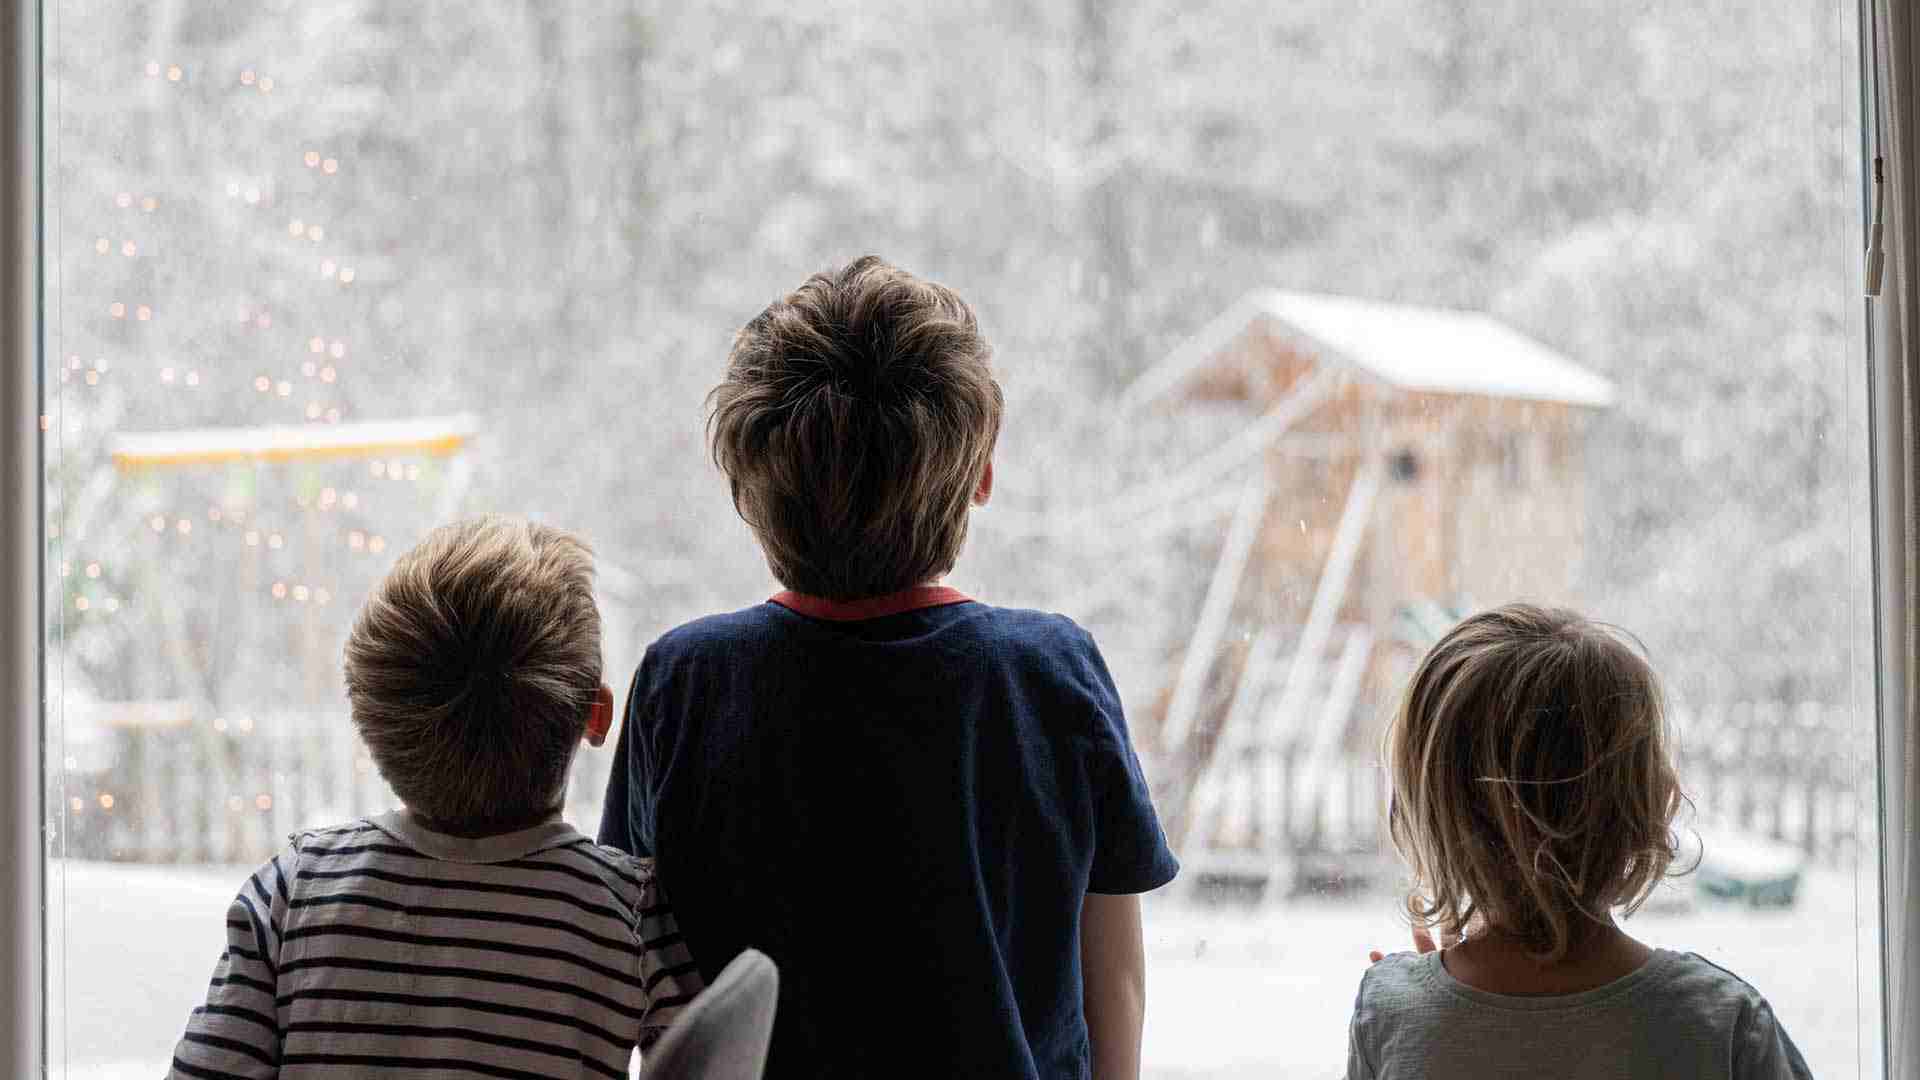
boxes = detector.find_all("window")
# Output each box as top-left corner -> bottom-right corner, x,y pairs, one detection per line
28,1 -> 1882,1076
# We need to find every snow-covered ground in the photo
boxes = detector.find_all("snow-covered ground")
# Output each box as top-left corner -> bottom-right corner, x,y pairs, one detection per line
46,861 -> 1881,1079
1137,871 -> 1881,1078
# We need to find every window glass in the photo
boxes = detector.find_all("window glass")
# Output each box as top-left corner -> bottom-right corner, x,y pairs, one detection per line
43,1 -> 1878,1075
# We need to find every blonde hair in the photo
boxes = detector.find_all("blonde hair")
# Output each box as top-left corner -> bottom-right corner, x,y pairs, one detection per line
343,517 -> 601,833
707,255 -> 1003,600
1385,603 -> 1685,961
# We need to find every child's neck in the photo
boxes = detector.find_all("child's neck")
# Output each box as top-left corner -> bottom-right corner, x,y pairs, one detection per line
1442,920 -> 1653,996
408,803 -> 563,839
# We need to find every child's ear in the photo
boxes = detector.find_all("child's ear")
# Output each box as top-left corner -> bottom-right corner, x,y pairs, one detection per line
584,683 -> 615,748
972,459 -> 994,507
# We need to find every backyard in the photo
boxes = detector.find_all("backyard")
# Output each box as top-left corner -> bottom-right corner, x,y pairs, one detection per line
39,0 -> 1884,1074
51,860 -> 1877,1078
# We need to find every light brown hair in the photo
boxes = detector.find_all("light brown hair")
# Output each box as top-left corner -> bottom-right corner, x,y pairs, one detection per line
1385,603 -> 1686,961
707,255 -> 1003,600
342,517 -> 601,834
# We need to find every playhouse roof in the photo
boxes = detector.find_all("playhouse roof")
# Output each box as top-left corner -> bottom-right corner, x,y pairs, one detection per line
1119,290 -> 1615,412
109,413 -> 478,470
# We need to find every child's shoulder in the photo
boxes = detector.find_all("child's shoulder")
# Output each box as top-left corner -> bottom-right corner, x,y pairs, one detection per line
973,606 -> 1121,690
648,602 -> 791,659
968,602 -> 1096,647
1354,949 -> 1780,1021
1353,950 -> 1434,1013
284,817 -> 383,855
1648,950 -> 1780,1013
548,841 -> 663,905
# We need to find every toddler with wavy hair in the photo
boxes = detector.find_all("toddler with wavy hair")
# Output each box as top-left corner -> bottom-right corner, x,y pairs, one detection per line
1346,603 -> 1811,1079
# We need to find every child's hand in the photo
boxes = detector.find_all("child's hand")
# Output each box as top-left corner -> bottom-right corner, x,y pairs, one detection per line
1370,894 -> 1464,962
1367,925 -> 1449,964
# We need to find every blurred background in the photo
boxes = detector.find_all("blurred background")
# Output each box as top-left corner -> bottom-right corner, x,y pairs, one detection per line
41,1 -> 1881,1075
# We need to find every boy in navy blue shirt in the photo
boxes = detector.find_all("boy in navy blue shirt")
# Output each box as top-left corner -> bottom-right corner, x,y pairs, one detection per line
599,256 -> 1178,1078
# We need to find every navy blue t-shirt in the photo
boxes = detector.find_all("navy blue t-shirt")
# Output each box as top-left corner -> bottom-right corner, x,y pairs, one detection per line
597,590 -> 1179,1079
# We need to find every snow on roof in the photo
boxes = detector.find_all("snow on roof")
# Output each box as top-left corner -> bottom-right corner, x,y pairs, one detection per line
1119,290 -> 1614,412
109,413 -> 478,470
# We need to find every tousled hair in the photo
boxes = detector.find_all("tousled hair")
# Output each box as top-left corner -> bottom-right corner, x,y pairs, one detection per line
1385,603 -> 1688,962
343,516 -> 601,834
707,255 -> 1003,600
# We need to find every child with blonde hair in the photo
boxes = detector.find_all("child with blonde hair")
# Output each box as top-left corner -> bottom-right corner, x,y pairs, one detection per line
1347,603 -> 1811,1079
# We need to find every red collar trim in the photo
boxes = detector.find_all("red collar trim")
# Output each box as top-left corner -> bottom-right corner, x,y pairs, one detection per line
770,585 -> 972,621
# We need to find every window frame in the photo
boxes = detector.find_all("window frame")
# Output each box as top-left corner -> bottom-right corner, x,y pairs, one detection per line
0,1 -> 1913,1076
1866,0 -> 1919,1074
1867,242 -> 1914,1080
2,0 -> 45,1074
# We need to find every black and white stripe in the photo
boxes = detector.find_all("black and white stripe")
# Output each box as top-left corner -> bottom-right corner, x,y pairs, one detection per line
168,813 -> 701,1078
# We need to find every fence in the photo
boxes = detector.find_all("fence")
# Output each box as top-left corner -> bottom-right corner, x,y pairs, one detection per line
64,701 -> 1872,869
1671,703 -> 1872,869
1172,702 -> 1874,891
66,709 -> 614,865
1173,741 -> 1386,860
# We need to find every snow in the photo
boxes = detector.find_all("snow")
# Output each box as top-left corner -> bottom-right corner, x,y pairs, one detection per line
1120,290 -> 1615,414
1257,290 -> 1616,407
47,861 -> 1876,1079
1700,830 -> 1808,880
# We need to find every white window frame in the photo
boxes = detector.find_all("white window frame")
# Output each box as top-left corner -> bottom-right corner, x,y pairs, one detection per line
1869,236 -> 1918,1080
0,1 -> 1913,1076
1868,0 -> 1920,1074
1869,306 -> 1917,1080
2,0 -> 45,1074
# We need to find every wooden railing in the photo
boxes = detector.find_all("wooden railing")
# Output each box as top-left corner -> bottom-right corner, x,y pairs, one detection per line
1172,702 -> 1873,885
1671,703 -> 1871,868
65,701 -> 1870,869
64,710 -> 613,865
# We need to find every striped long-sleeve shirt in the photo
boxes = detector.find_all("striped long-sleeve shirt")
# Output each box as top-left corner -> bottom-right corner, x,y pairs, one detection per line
168,811 -> 702,1079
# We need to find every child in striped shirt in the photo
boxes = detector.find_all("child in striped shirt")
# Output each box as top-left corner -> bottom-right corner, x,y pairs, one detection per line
168,517 -> 702,1079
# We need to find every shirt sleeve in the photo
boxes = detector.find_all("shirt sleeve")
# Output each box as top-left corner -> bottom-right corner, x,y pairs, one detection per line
598,661 -> 654,856
1344,969 -> 1376,1080
1078,627 -> 1181,895
167,850 -> 294,1079
635,873 -> 705,1049
1345,1025 -> 1375,1080
1733,998 -> 1815,1079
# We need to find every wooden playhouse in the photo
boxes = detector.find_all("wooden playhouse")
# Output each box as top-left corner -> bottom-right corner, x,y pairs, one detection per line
1121,290 -> 1613,894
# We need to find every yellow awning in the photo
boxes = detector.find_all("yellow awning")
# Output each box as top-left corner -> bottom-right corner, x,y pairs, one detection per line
109,414 -> 477,470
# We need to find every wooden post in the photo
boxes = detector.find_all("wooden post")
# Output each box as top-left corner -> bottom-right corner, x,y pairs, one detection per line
271,711 -> 295,849
240,726 -> 265,860
1344,752 -> 1364,851
1765,703 -> 1787,843
214,728 -> 236,864
1177,627 -> 1280,853
1290,625 -> 1374,849
1161,472 -> 1272,752
1691,705 -> 1717,833
1261,463 -> 1382,853
1735,703 -> 1757,833
1103,368 -> 1336,526
1795,703 -> 1819,859
1277,742 -> 1301,851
